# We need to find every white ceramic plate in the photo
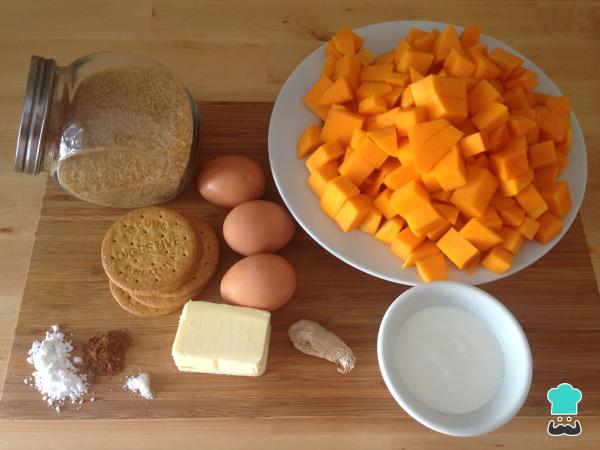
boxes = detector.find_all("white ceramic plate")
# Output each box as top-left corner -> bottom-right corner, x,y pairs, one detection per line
269,20 -> 587,285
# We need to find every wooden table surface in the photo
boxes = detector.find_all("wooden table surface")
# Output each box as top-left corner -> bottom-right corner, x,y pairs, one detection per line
0,1 -> 598,448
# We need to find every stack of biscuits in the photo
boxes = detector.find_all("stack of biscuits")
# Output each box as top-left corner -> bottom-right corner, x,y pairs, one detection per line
101,206 -> 219,317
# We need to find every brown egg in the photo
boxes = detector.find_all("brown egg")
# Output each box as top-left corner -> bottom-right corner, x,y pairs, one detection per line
220,254 -> 296,311
196,156 -> 266,208
223,200 -> 295,256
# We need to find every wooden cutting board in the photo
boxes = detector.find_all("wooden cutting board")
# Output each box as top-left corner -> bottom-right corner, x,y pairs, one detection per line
1,102 -> 599,421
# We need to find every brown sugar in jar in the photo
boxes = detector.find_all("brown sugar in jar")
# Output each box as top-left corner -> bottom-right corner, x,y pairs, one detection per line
15,53 -> 200,208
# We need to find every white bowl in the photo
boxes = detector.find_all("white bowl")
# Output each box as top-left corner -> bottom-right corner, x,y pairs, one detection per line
377,282 -> 532,436
268,20 -> 587,285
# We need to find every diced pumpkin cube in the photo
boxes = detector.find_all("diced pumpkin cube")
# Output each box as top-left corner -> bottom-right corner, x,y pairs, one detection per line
421,171 -> 442,192
407,27 -> 428,45
304,75 -> 334,120
409,66 -> 425,83
539,181 -> 572,218
555,128 -> 572,155
459,218 -> 503,252
410,120 -> 464,173
433,202 -> 460,225
499,226 -> 525,253
373,51 -> 395,65
490,144 -> 529,180
384,86 -> 404,108
385,72 -> 411,87
307,161 -> 339,197
411,74 -> 467,103
394,39 -> 413,65
426,218 -> 452,241
356,81 -> 394,101
395,107 -> 427,137
318,76 -> 355,106
384,163 -> 420,190
457,117 -> 478,135
489,47 -> 523,80
360,64 -> 394,83
400,85 -> 415,108
436,227 -> 480,269
360,208 -> 383,235
556,151 -> 569,175
405,203 -> 446,237
537,94 -> 571,113
459,25 -> 481,48
320,108 -> 364,146
432,147 -> 467,191
433,25 -> 461,63
535,211 -> 563,244
507,114 -> 536,139
450,165 -> 499,218
499,205 -> 526,227
503,86 -> 531,110
481,246 -> 513,273
374,189 -> 398,219
396,49 -> 435,74
320,176 -> 360,218
533,164 -> 559,187
403,240 -> 440,268
391,227 -> 426,260
486,122 -> 511,152
390,179 -> 431,215
431,189 -> 453,203
459,132 -> 489,158
334,194 -> 372,232
471,102 -> 509,133
422,94 -> 469,125
332,27 -> 359,56
358,95 -> 388,115
529,140 -> 557,169
350,129 -> 369,149
375,216 -> 406,244
463,252 -> 482,274
490,192 -> 516,210
505,69 -> 538,92
479,206 -> 503,232
338,150 -> 375,186
335,54 -> 363,89
355,136 -> 388,169
444,47 -> 476,78
297,125 -> 323,159
539,109 -> 570,143
413,29 -> 440,53
468,79 -> 503,115
367,127 -> 398,156
396,138 -> 414,165
321,55 -> 337,78
499,170 -> 534,196
467,47 -> 502,80
364,106 -> 401,130
305,141 -> 344,173
514,183 -> 548,219
416,251 -> 448,282
518,216 -> 540,240
358,48 -> 375,65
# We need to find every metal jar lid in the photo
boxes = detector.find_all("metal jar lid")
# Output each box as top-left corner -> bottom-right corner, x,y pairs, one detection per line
14,55 -> 57,174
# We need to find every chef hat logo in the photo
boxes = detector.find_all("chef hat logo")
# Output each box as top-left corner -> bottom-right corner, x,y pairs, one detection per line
547,383 -> 582,416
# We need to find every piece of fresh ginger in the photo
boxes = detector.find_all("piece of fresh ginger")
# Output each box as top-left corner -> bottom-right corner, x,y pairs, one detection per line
288,320 -> 355,374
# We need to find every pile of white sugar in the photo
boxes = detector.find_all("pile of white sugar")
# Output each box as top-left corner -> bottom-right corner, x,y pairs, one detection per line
124,373 -> 153,400
25,325 -> 88,410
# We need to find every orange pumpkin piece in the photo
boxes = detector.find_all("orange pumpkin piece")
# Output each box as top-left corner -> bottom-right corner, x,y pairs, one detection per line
436,227 -> 480,269
518,216 -> 540,240
556,127 -> 572,155
481,245 -> 513,273
320,108 -> 364,147
407,27 -> 428,45
390,179 -> 431,216
539,181 -> 572,218
403,240 -> 440,268
459,132 -> 489,158
374,189 -> 398,220
503,86 -> 531,110
335,54 -> 362,89
297,125 -> 323,159
468,79 -> 503,115
394,39 -> 413,65
535,211 -> 563,244
331,27 -> 360,55
486,122 -> 511,151
499,169 -> 534,196
409,66 -> 425,83
355,136 -> 388,169
471,102 -> 509,133
364,106 -> 401,130
356,82 -> 394,101
444,47 -> 476,78
556,151 -> 569,175
409,119 -> 464,173
358,48 -> 375,65
307,161 -> 339,197
416,251 -> 448,282
357,95 -> 387,115
467,47 -> 502,80
321,55 -> 337,79
450,164 -> 499,218
385,72 -> 411,87
499,226 -> 525,254
363,158 -> 400,198
400,85 -> 415,108
413,29 -> 440,53
433,25 -> 461,63
320,175 -> 360,218
499,205 -> 526,227
405,203 -> 446,237
459,218 -> 503,252
305,141 -> 344,173
350,129 -> 369,149
433,202 -> 460,225
338,150 -> 375,186
374,51 -> 395,65
479,206 -> 503,232
334,194 -> 372,232
375,216 -> 406,244
360,64 -> 394,82
384,87 -> 404,108
360,208 -> 383,235
384,163 -> 420,190
490,142 -> 529,180
395,107 -> 427,137
529,140 -> 557,169
431,189 -> 453,203
533,164 -> 559,187
505,69 -> 538,92
367,127 -> 398,156
426,218 -> 452,241
488,47 -> 523,80
318,77 -> 355,106
304,75 -> 334,120
396,138 -> 413,165
459,25 -> 481,48
391,227 -> 426,260
514,183 -> 548,219
397,50 -> 435,74
421,171 -> 442,192
490,192 -> 516,210
508,115 -> 536,138
430,147 -> 466,191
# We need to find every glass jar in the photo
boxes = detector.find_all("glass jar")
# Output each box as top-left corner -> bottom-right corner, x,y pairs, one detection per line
14,52 -> 200,208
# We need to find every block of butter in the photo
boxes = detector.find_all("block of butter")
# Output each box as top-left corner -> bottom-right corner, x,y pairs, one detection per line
172,301 -> 271,376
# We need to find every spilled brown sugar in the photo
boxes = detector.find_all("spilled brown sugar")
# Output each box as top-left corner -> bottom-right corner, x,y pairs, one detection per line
84,330 -> 131,377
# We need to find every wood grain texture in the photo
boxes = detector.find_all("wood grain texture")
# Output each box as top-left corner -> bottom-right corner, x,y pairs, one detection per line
1,103 -> 599,426
0,1 -> 599,448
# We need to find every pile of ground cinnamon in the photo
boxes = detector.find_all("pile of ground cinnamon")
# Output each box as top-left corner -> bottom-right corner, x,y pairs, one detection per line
84,330 -> 131,377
